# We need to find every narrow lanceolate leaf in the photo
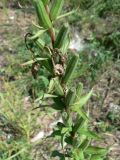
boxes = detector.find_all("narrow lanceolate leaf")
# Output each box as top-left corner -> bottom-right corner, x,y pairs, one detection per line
48,78 -> 55,93
62,54 -> 79,84
53,97 -> 65,110
72,117 -> 86,134
42,59 -> 53,73
29,29 -> 47,40
74,82 -> 83,103
41,0 -> 50,5
73,89 -> 93,107
54,24 -> 69,49
57,10 -> 76,20
53,77 -> 64,96
79,138 -> 91,151
72,107 -> 89,120
73,148 -> 84,160
90,154 -> 103,160
34,0 -> 52,29
50,0 -> 64,21
21,58 -> 48,66
86,146 -> 108,155
79,129 -> 101,140
61,36 -> 70,54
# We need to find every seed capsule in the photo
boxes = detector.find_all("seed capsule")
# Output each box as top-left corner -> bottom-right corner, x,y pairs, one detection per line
50,0 -> 64,21
54,24 -> 69,49
62,54 -> 79,84
34,0 -> 52,29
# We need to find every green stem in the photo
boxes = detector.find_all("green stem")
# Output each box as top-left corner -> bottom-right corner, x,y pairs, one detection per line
45,5 -> 55,46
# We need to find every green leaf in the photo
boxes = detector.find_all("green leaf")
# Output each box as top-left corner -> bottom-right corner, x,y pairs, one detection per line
50,130 -> 61,138
86,146 -> 108,155
29,29 -> 47,40
79,138 -> 91,151
41,0 -> 50,5
50,0 -> 64,21
73,89 -> 93,107
57,10 -> 76,20
72,117 -> 86,134
21,58 -> 48,66
61,36 -> 70,54
79,129 -> 101,140
73,148 -> 84,160
61,127 -> 69,134
53,97 -> 65,110
53,77 -> 64,96
51,150 -> 65,160
34,0 -> 52,29
65,88 -> 76,107
62,54 -> 79,84
74,83 -> 83,103
72,106 -> 89,120
44,94 -> 57,98
35,38 -> 45,50
48,78 -> 55,93
90,154 -> 104,160
54,24 -> 69,49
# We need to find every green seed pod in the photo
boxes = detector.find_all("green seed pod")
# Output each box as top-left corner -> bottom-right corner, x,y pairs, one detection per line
72,117 -> 85,134
62,54 -> 79,84
35,38 -> 45,50
54,24 -> 69,49
54,77 -> 64,96
61,36 -> 70,54
79,138 -> 91,151
41,0 -> 50,5
65,89 -> 76,107
74,82 -> 83,102
34,0 -> 52,29
50,0 -> 64,21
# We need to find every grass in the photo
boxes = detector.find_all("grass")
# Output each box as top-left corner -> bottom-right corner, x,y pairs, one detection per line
0,80 -> 41,159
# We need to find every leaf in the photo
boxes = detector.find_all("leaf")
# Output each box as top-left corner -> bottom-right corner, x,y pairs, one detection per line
74,83 -> 83,102
57,10 -> 76,20
50,130 -> 61,138
90,154 -> 103,160
43,94 -> 58,98
53,77 -> 64,96
73,89 -> 93,107
29,29 -> 47,40
61,36 -> 70,54
62,54 -> 79,84
79,138 -> 91,151
51,150 -> 65,159
61,127 -> 69,134
79,129 -> 101,140
72,117 -> 86,134
35,38 -> 45,50
65,88 -> 76,107
54,24 -> 69,49
72,106 -> 89,120
86,146 -> 108,155
72,148 -> 84,160
48,78 -> 55,93
50,0 -> 64,21
21,58 -> 48,66
53,97 -> 65,110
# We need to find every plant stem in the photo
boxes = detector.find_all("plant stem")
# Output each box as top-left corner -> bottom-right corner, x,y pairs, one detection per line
45,5 -> 55,46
